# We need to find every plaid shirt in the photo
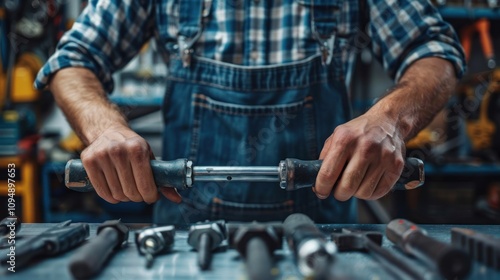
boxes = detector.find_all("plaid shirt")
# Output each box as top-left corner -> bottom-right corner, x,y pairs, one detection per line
35,0 -> 465,93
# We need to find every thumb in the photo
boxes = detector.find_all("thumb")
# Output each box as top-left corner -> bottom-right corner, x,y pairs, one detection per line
159,187 -> 182,203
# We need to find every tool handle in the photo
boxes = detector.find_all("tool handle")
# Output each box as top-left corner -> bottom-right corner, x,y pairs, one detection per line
69,227 -> 119,279
246,237 -> 274,280
3,239 -> 46,269
65,158 -> 189,192
386,219 -> 471,279
198,233 -> 213,270
283,157 -> 424,191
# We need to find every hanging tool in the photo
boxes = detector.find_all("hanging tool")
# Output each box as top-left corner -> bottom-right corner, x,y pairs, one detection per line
69,220 -> 129,279
0,220 -> 89,270
451,227 -> 500,270
65,157 -> 424,192
332,228 -> 426,280
283,213 -> 336,279
228,222 -> 283,280
386,219 -> 471,280
188,220 -> 226,270
461,18 -> 496,69
135,225 -> 175,268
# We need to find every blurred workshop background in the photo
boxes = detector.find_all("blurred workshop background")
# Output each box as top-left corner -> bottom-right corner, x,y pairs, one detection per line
0,0 -> 499,225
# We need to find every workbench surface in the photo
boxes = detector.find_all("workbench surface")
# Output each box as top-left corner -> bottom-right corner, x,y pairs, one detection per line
1,223 -> 499,279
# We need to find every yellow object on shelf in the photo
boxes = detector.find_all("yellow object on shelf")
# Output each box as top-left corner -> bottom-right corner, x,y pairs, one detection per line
0,155 -> 40,223
466,68 -> 500,151
0,53 -> 43,106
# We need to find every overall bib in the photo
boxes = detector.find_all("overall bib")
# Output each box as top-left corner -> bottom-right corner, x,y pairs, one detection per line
153,0 -> 357,224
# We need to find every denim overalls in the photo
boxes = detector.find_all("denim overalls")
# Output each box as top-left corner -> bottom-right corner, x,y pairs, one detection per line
153,0 -> 357,224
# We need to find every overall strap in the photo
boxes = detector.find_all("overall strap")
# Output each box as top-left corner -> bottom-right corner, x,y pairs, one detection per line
178,0 -> 212,67
310,0 -> 342,65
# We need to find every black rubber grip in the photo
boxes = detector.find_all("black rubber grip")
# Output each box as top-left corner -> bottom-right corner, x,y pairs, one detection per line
246,237 -> 274,280
198,233 -> 213,270
386,219 -> 471,280
65,158 -> 189,192
69,227 -> 120,279
283,157 -> 424,191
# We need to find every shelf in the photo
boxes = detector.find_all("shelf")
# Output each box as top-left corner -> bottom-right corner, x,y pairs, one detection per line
109,95 -> 163,106
438,6 -> 500,20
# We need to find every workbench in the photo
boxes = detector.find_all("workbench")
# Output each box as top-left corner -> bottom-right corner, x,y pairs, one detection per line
1,223 -> 499,279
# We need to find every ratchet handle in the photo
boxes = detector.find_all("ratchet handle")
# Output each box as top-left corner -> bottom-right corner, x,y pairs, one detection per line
283,157 -> 424,191
66,157 -> 423,192
65,158 -> 190,192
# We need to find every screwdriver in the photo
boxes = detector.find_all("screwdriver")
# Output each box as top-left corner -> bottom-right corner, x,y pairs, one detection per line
65,157 -> 424,192
386,219 -> 471,280
228,222 -> 283,280
69,220 -> 129,279
188,220 -> 226,270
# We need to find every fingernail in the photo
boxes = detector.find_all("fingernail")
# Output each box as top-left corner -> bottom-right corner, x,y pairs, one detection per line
316,193 -> 328,199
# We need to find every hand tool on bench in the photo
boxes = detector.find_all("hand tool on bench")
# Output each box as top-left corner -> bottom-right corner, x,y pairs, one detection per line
69,219 -> 129,279
451,227 -> 500,270
283,213 -> 336,279
65,157 -> 424,192
0,220 -> 89,270
135,225 -> 175,268
386,219 -> 471,280
188,220 -> 226,270
0,216 -> 20,236
228,222 -> 283,280
332,228 -> 425,280
0,215 -> 21,249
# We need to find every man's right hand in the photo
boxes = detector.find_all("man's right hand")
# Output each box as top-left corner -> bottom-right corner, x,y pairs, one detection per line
81,125 -> 154,203
49,68 -> 181,204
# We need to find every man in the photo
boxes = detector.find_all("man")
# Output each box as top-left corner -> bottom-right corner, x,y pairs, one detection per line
35,0 -> 465,224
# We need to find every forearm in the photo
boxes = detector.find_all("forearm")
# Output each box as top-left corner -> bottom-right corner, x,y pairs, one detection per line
367,57 -> 458,141
49,67 -> 128,145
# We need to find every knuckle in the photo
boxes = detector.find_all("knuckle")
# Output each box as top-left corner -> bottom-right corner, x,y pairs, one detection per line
335,132 -> 352,147
394,156 -> 405,172
109,144 -> 127,159
317,168 -> 335,183
359,139 -> 378,155
126,138 -> 149,159
81,152 -> 99,167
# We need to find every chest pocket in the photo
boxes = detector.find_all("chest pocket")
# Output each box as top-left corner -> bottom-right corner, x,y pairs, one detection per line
296,0 -> 341,39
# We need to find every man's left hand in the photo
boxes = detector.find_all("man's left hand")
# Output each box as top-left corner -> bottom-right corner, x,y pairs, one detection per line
314,112 -> 405,201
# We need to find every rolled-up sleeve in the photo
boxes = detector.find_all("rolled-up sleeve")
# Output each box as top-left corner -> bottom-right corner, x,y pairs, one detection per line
367,0 -> 466,81
35,0 -> 155,93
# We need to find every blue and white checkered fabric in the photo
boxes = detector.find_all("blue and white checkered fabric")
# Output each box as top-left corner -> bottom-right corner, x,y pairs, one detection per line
35,0 -> 465,93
